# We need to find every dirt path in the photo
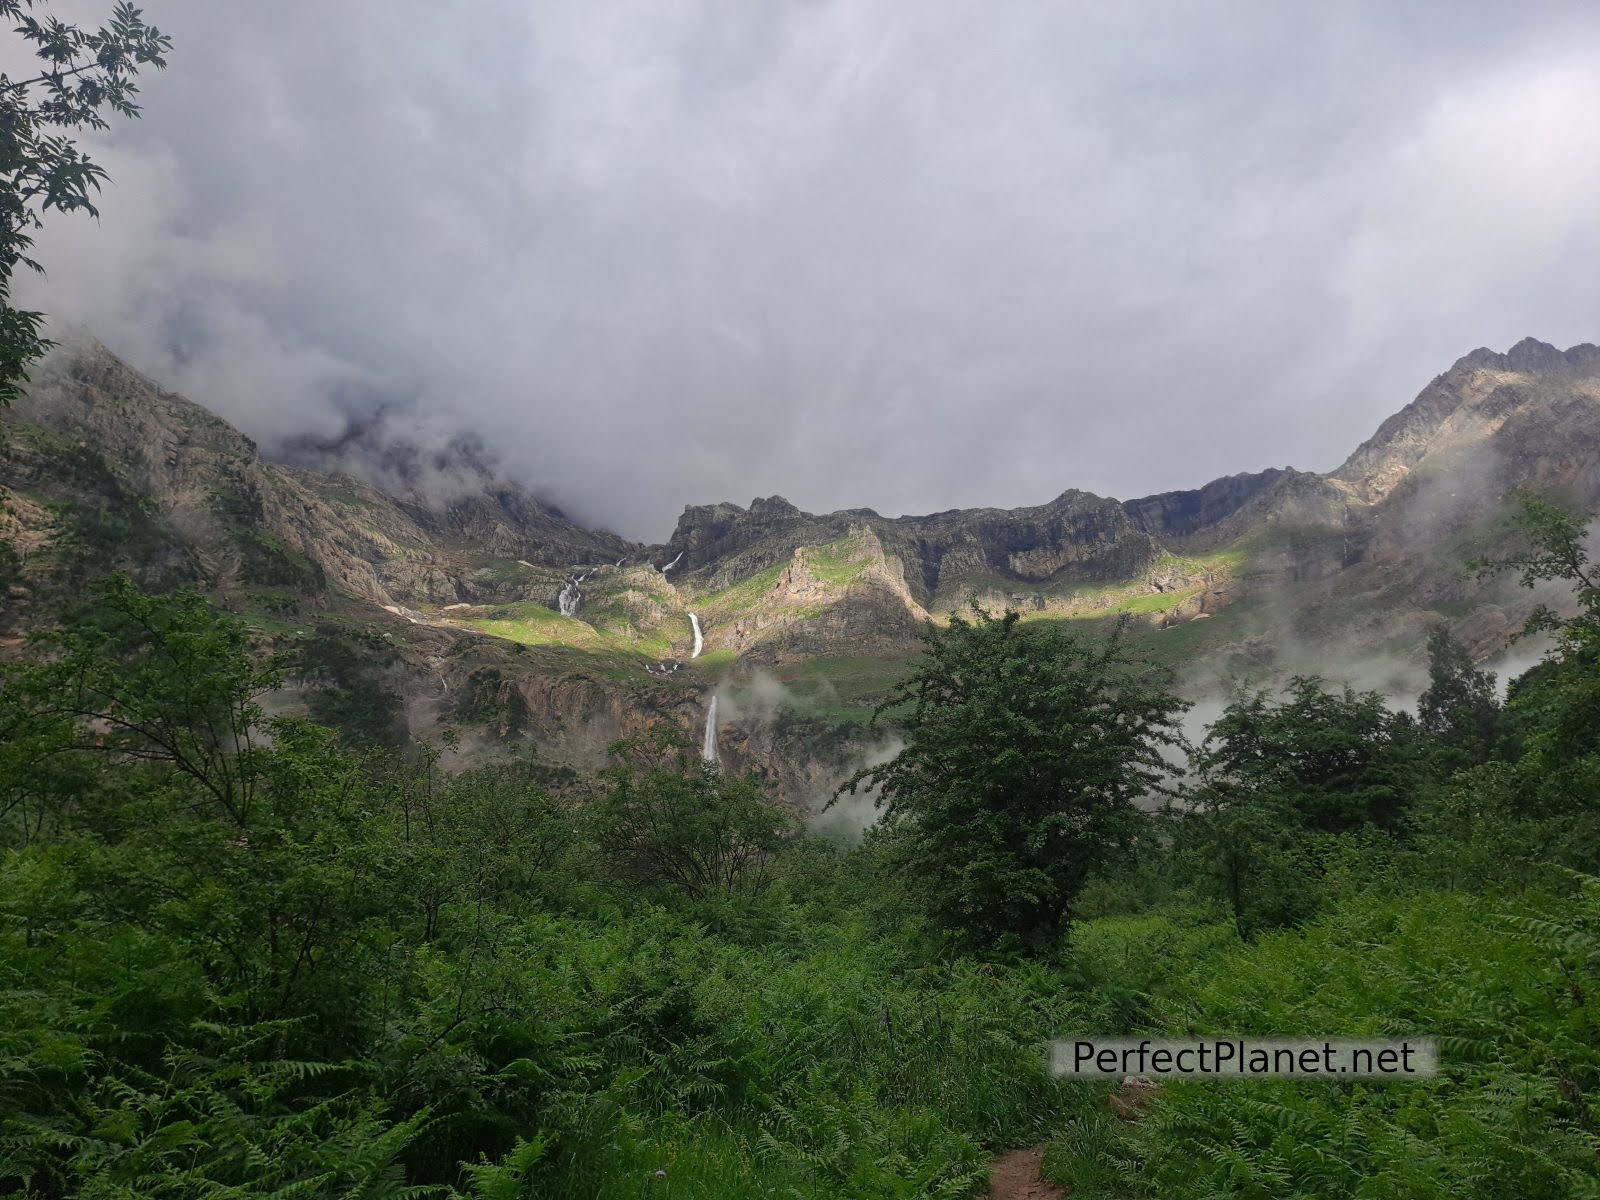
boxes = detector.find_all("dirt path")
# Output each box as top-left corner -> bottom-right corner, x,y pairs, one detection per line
988,1146 -> 1067,1199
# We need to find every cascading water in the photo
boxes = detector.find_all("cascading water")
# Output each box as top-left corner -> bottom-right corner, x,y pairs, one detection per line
701,694 -> 719,764
688,612 -> 704,658
557,576 -> 582,616
660,550 -> 684,573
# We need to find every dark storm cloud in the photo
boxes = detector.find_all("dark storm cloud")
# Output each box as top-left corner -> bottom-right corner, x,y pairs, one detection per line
14,0 -> 1600,540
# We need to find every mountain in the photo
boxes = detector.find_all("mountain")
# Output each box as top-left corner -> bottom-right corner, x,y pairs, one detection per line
3,341 -> 634,604
4,333 -> 1598,804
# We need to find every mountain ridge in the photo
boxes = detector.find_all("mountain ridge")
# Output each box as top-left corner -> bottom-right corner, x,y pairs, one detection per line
4,332 -> 1598,802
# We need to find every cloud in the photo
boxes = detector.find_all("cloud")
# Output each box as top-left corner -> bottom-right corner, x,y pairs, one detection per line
14,0 -> 1600,540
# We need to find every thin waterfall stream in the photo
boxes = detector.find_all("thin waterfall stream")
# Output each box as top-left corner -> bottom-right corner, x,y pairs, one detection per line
701,694 -> 719,764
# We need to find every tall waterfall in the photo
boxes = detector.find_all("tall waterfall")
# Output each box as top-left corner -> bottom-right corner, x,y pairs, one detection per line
688,612 -> 704,658
701,694 -> 719,764
557,576 -> 582,617
660,550 -> 684,573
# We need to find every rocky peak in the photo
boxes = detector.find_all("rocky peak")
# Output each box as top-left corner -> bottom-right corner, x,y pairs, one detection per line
664,497 -> 843,587
4,339 -> 647,611
1505,337 -> 1567,373
1566,343 -> 1600,371
1453,346 -> 1508,372
1331,338 -> 1600,506
748,494 -> 800,517
1449,338 -> 1598,378
17,336 -> 263,507
1333,374 -> 1474,503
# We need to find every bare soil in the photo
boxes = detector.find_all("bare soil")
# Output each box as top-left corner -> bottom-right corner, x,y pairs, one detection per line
987,1145 -> 1067,1199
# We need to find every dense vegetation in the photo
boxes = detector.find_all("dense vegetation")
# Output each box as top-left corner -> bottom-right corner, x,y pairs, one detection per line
2,496 -> 1599,1197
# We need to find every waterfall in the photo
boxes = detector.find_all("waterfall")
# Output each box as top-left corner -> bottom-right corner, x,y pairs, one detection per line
701,694 -> 719,764
660,550 -> 684,573
557,576 -> 582,616
688,612 -> 704,658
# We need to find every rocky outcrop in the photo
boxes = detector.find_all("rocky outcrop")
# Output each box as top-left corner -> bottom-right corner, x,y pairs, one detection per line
664,495 -> 845,589
1334,338 -> 1600,507
664,488 -> 1164,610
1123,469 -> 1288,539
691,526 -> 927,661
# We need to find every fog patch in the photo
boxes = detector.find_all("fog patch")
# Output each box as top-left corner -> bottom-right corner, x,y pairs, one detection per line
811,733 -> 904,843
712,667 -> 904,840
714,669 -> 797,725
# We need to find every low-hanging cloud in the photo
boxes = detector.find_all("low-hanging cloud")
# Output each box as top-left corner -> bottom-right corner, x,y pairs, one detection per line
13,1 -> 1600,540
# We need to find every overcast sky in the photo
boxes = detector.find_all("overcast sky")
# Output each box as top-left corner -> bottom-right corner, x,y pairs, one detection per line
14,1 -> 1600,540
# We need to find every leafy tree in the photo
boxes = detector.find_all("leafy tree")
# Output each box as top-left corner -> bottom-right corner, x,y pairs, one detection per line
1474,493 -> 1600,634
1,1 -> 171,403
838,608 -> 1187,951
1,573 -> 282,835
388,752 -> 576,938
291,623 -> 408,747
591,730 -> 797,902
306,676 -> 408,748
1405,494 -> 1600,878
1390,496 -> 1600,883
1198,676 -> 1416,835
0,577 -> 401,1035
1474,494 -> 1600,778
1181,774 -> 1324,939
1185,677 -> 1417,936
1416,624 -> 1507,773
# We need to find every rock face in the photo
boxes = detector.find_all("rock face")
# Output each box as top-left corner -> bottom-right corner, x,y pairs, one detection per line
1122,470 -> 1289,539
663,488 -> 1164,609
1332,339 -> 1600,506
6,333 -> 1600,800
712,530 -> 929,663
666,495 -> 841,589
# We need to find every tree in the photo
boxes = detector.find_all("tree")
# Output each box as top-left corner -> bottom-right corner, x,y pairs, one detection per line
837,608 -> 1187,951
1416,625 -> 1507,773
1469,494 -> 1600,819
386,753 -> 576,938
1,2 -> 171,404
591,731 -> 796,902
0,576 -> 395,1033
1197,676 -> 1416,836
1396,496 -> 1600,881
1,572 -> 282,834
1185,677 -> 1418,937
1473,492 -> 1600,636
